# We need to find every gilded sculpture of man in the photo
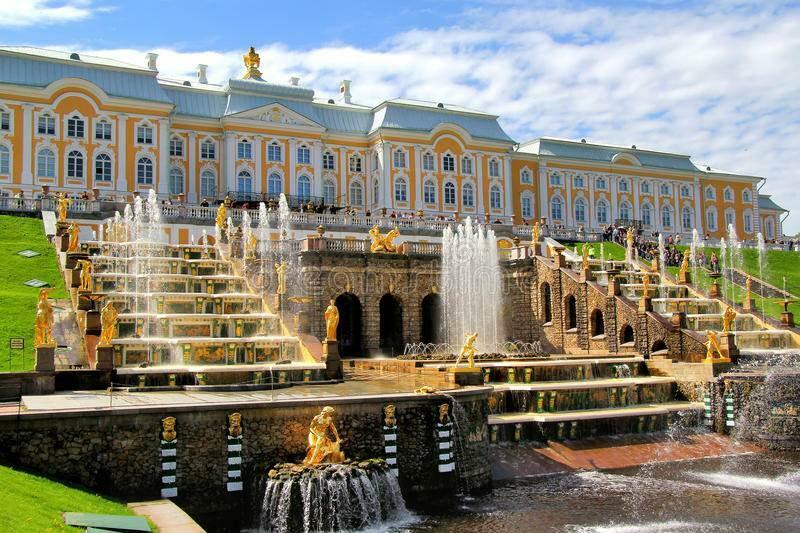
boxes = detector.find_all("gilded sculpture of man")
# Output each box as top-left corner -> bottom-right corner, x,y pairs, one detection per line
34,288 -> 55,347
215,204 -> 228,230
722,306 -> 737,334
303,406 -> 345,466
705,330 -> 724,360
383,404 -> 396,428
67,223 -> 80,253
581,243 -> 590,270
680,249 -> 690,275
98,301 -> 118,347
162,416 -> 177,442
438,403 -> 450,424
228,412 -> 242,438
246,234 -> 258,258
650,257 -> 658,273
626,227 -> 635,248
56,193 -> 71,223
455,332 -> 478,368
642,272 -> 651,299
532,221 -> 541,243
274,262 -> 287,295
324,299 -> 339,341
78,260 -> 93,292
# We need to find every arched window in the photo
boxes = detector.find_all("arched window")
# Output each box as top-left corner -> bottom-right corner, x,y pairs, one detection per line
0,109 -> 8,131
296,145 -> 311,165
393,149 -> 406,168
705,186 -> 716,200
724,208 -> 735,228
200,170 -> 216,199
521,169 -> 532,184
619,201 -> 632,221
373,179 -> 379,204
268,173 -> 283,195
66,115 -> 84,138
574,198 -> 586,223
744,210 -> 753,233
521,193 -> 533,219
444,182 -> 456,205
238,170 -> 253,194
550,196 -> 563,220
541,282 -> 552,323
37,114 -> 55,135
490,185 -> 502,209
267,141 -> 282,162
94,153 -> 112,182
349,155 -> 362,173
37,149 -> 55,178
201,140 -> 216,160
641,203 -> 653,227
394,177 -> 408,203
462,183 -> 475,207
422,152 -> 435,171
136,123 -> 153,145
136,156 -> 152,184
349,181 -> 363,206
323,151 -> 335,170
68,150 -> 84,179
442,153 -> 455,172
488,158 -> 500,177
743,189 -> 752,203
237,139 -> 252,160
423,180 -> 436,204
461,156 -> 473,175
706,208 -> 717,231
297,175 -> 311,200
724,187 -> 733,202
765,218 -> 774,239
661,205 -> 673,228
323,179 -> 336,205
682,206 -> 693,229
0,145 -> 9,175
596,199 -> 608,224
550,172 -> 562,186
169,167 -> 184,195
660,183 -> 671,196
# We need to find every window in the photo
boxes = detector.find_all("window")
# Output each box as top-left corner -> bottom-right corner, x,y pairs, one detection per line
640,181 -> 651,194
393,149 -> 406,168
724,188 -> 733,202
0,146 -> 8,175
682,207 -> 693,229
618,179 -> 629,192
323,180 -> 336,205
237,140 -> 252,160
550,173 -> 562,186
641,203 -> 653,227
94,153 -> 112,182
95,120 -> 112,141
0,110 -> 9,131
373,179 -> 379,204
169,167 -> 184,195
521,194 -> 533,218
744,212 -> 753,233
574,198 -> 586,223
681,185 -> 691,198
550,197 -> 563,220
372,153 -> 379,171
296,145 -> 311,165
297,175 -> 311,200
725,209 -> 735,227
136,124 -> 153,145
423,180 -> 436,204
136,157 -> 153,184
619,201 -> 632,221
422,152 -> 435,171
443,154 -> 455,173
237,170 -> 253,194
596,200 -> 608,224
490,185 -> 502,209
268,173 -> 282,195
67,115 -> 84,138
461,156 -> 473,175
37,149 -> 55,178
349,155 -> 362,173
765,218 -> 774,239
323,151 -> 335,170
462,183 -> 474,207
573,175 -> 584,188
394,177 -> 408,203
201,170 -> 216,198
743,189 -> 751,203
661,205 -> 673,228
67,150 -> 84,179
267,142 -> 282,162
349,181 -> 363,206
705,186 -> 715,200
488,158 -> 500,177
596,176 -> 606,190
201,140 -> 216,160
38,114 -> 55,135
706,208 -> 717,231
444,182 -> 456,205
520,169 -> 532,184
169,137 -> 184,157
660,183 -> 671,196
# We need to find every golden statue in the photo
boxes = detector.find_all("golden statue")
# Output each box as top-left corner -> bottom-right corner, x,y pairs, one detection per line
680,250 -> 690,275
438,403 -> 450,424
98,301 -> 118,347
246,234 -> 258,258
745,276 -> 752,302
78,260 -> 93,292
532,221 -> 541,243
274,262 -> 287,295
650,257 -> 658,273
324,299 -> 339,341
161,416 -> 177,442
581,243 -> 590,270
722,306 -> 737,334
626,227 -> 635,248
215,204 -> 228,229
34,288 -> 55,347
383,404 -> 396,428
705,330 -> 724,360
56,193 -> 71,223
242,46 -> 262,79
455,332 -> 478,368
369,225 -> 400,253
642,272 -> 651,299
414,385 -> 439,394
228,412 -> 242,438
302,406 -> 345,466
67,223 -> 80,252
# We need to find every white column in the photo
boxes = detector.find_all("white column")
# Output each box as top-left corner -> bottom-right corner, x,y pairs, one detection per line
288,138 -> 297,196
224,133 -> 236,195
673,182 -> 680,233
382,143 -> 392,209
539,166 -> 548,221
366,149 -> 373,207
633,176 -> 640,219
157,119 -> 170,196
476,153 -> 485,214
565,172 -> 573,227
312,140 -> 322,197
609,174 -> 618,224
21,104 -> 33,185
116,115 -> 127,196
588,174 -> 596,229
752,185 -> 760,233
503,156 -> 513,219
339,147 -> 347,205
253,135 -> 262,195
694,176 -> 704,235
187,133 -> 197,203
413,145 -> 422,210
653,180 -> 661,232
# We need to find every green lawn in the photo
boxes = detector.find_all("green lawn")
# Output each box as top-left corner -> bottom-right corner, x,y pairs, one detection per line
0,215 -> 67,371
564,241 -> 628,262
0,464 -> 140,532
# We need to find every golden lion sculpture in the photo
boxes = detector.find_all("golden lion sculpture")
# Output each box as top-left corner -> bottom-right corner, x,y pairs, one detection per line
369,225 -> 400,253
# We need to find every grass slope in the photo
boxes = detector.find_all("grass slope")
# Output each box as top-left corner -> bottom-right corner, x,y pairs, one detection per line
0,215 -> 67,371
563,241 -> 628,262
1,464 -> 137,532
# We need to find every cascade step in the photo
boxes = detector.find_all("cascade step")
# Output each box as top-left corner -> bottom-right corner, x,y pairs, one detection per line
491,376 -> 674,391
488,401 -> 703,424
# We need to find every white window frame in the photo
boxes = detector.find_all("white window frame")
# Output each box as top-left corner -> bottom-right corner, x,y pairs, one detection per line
488,158 -> 500,178
349,155 -> 362,173
462,182 -> 475,207
66,150 -> 85,179
296,145 -> 311,165
489,184 -> 502,209
267,142 -> 282,162
200,139 -> 217,160
237,139 -> 252,160
0,144 -> 9,175
135,123 -> 154,145
268,172 -> 283,195
574,198 -> 586,223
37,148 -> 56,178
461,155 -> 473,175
323,179 -> 336,204
393,148 -> 407,169
444,181 -> 456,205
442,153 -> 455,173
349,180 -> 363,206
394,177 -> 408,203
423,180 -> 436,204
297,174 -> 312,199
550,196 -> 563,220
37,113 -> 56,136
169,136 -> 184,157
200,170 -> 217,199
95,119 -> 112,141
94,152 -> 113,182
323,151 -> 335,170
136,156 -> 154,185
169,166 -> 184,195
66,115 -> 85,139
521,169 -> 532,184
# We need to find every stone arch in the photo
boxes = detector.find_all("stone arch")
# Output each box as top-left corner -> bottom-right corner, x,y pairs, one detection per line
590,309 -> 605,337
651,339 -> 668,354
420,292 -> 442,344
379,293 -> 403,356
564,294 -> 577,330
540,282 -> 552,323
620,324 -> 634,345
335,292 -> 363,358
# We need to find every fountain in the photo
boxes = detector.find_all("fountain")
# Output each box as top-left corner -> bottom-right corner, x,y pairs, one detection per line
657,233 -> 666,295
690,228 -> 702,293
757,231 -> 767,323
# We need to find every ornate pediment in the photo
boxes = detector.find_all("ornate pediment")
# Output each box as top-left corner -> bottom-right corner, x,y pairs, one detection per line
230,103 -> 323,130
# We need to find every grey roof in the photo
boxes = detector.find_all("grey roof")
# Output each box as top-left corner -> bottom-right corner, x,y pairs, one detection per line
758,195 -> 787,212
370,102 -> 513,142
0,47 -> 171,104
163,87 -> 227,118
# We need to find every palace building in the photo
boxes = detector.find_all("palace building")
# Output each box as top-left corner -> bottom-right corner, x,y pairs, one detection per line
0,45 -> 789,240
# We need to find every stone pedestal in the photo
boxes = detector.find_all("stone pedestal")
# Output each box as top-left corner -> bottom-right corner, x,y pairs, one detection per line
59,232 -> 70,252
553,248 -> 567,268
708,273 -> 722,298
678,270 -> 692,285
531,242 -> 541,257
69,266 -> 82,289
96,345 -> 114,371
606,270 -> 621,297
781,311 -> 795,328
580,267 -> 593,283
719,332 -> 739,363
85,309 -> 101,335
638,296 -> 653,313
322,339 -> 343,381
448,366 -> 483,386
35,345 -> 56,373
65,251 -> 88,270
55,220 -> 69,237
742,297 -> 756,312
670,311 -> 687,330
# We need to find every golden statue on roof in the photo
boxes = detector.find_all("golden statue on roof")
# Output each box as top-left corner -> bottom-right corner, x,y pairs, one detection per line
242,46 -> 262,79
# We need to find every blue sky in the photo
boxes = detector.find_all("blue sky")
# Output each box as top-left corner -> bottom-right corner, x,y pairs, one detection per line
2,0 -> 799,234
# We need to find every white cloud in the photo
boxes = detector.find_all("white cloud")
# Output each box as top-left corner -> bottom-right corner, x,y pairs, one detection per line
0,0 -> 101,27
53,1 -> 800,232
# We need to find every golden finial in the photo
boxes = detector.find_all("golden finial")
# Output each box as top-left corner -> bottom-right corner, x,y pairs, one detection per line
242,46 -> 262,79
